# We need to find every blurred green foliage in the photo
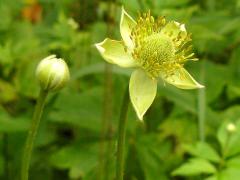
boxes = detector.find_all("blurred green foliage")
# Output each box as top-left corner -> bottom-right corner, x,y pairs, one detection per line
0,0 -> 240,179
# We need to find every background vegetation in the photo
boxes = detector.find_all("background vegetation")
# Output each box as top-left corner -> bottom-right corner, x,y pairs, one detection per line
0,0 -> 240,179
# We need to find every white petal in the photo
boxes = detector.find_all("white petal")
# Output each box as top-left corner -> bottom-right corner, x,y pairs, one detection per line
95,38 -> 137,68
161,68 -> 204,89
120,7 -> 136,51
129,69 -> 157,120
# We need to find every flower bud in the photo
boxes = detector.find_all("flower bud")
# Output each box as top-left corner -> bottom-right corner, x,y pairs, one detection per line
36,55 -> 70,91
226,123 -> 236,133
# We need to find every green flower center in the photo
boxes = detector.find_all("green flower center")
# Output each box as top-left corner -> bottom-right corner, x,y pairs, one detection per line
129,11 -> 196,79
135,33 -> 175,78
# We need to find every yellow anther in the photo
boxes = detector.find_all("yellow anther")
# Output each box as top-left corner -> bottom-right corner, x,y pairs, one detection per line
128,11 -> 197,79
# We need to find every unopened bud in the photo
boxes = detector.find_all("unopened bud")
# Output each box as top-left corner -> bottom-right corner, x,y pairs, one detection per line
227,123 -> 236,133
36,55 -> 70,91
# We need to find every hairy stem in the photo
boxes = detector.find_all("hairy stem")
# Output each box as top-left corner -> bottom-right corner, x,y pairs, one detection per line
116,87 -> 130,180
21,89 -> 48,180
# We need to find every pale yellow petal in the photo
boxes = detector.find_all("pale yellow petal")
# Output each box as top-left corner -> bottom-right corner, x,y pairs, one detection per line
129,69 -> 157,120
95,38 -> 137,68
161,67 -> 204,89
120,7 -> 136,51
161,21 -> 187,41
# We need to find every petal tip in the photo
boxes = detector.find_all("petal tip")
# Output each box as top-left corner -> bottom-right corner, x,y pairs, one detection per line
131,99 -> 145,121
95,39 -> 109,53
94,42 -> 100,49
173,21 -> 186,31
198,84 -> 205,89
119,6 -> 136,50
137,112 -> 144,121
120,6 -> 125,22
120,6 -> 136,26
95,43 -> 104,53
121,6 -> 125,12
129,69 -> 157,122
173,21 -> 180,26
180,24 -> 186,31
191,58 -> 199,61
121,6 -> 127,16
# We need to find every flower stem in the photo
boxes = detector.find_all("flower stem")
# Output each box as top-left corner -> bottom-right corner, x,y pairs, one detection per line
3,134 -> 9,180
116,87 -> 129,180
99,63 -> 113,180
21,89 -> 48,180
98,2 -> 116,179
198,61 -> 205,142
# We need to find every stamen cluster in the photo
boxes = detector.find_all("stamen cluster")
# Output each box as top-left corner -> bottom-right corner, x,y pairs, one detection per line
127,11 -> 197,79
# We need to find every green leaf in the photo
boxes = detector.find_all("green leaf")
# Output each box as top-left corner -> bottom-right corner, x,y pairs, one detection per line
129,69 -> 157,120
50,141 -> 99,179
0,79 -> 17,103
226,156 -> 240,168
135,134 -> 170,180
227,48 -> 240,99
158,84 -> 196,113
217,118 -> 240,157
15,56 -> 39,98
217,120 -> 229,150
50,87 -> 107,133
205,175 -> 218,180
190,60 -> 230,103
71,63 -> 131,80
0,108 -> 29,133
218,168 -> 240,180
219,18 -> 240,35
172,158 -> 216,176
158,83 -> 219,127
160,115 -> 198,146
184,142 -> 220,163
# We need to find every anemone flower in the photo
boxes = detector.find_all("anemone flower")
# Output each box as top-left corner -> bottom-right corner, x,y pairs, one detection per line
95,7 -> 204,120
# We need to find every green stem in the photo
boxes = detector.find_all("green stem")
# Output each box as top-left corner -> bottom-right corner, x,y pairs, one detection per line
116,87 -> 130,180
3,133 -> 9,180
99,2 -> 116,180
198,61 -> 205,142
99,62 -> 113,180
21,89 -> 48,180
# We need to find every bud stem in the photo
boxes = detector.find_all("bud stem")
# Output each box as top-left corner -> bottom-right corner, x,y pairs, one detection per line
21,89 -> 48,180
116,86 -> 129,180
